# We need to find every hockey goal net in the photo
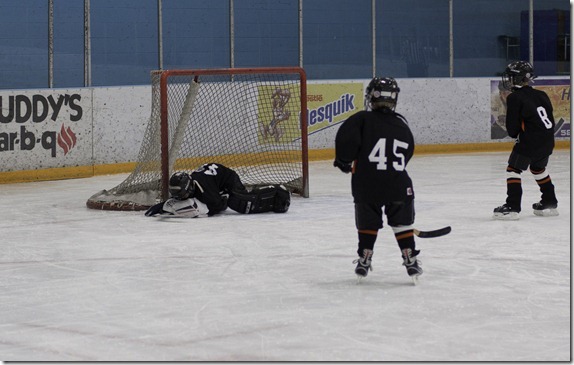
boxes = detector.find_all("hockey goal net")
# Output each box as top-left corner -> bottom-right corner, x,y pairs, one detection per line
87,67 -> 308,211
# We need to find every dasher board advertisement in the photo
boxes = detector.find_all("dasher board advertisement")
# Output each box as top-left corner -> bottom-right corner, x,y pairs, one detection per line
0,89 -> 92,171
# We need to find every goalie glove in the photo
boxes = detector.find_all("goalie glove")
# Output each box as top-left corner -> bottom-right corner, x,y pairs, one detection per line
333,159 -> 353,174
161,198 -> 209,218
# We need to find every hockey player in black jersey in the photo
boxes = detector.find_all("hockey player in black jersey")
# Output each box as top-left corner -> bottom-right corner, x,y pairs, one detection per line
493,61 -> 558,220
145,163 -> 290,218
334,77 -> 421,281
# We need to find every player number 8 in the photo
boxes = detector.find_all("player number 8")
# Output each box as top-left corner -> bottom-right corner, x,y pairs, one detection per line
537,106 -> 553,129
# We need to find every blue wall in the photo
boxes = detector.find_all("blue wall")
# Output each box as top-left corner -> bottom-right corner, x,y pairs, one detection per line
0,1 -> 49,88
53,0 -> 84,88
235,0 -> 299,68
0,0 -> 569,89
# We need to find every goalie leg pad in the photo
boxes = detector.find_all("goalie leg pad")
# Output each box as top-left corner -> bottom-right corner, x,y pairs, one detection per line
227,192 -> 262,214
273,185 -> 290,213
228,185 -> 290,214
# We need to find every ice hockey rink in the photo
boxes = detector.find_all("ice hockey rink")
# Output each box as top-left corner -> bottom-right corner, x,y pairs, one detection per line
0,150 -> 570,361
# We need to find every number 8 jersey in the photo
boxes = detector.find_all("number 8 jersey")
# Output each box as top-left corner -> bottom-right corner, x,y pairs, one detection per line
335,108 -> 415,204
505,85 -> 555,160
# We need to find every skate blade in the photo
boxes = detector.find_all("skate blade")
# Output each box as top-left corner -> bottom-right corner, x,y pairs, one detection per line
411,275 -> 420,285
533,208 -> 559,217
356,275 -> 367,284
493,212 -> 519,220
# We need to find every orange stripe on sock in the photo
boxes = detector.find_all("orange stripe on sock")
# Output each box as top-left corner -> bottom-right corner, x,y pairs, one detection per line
358,229 -> 378,235
507,178 -> 521,184
395,231 -> 414,240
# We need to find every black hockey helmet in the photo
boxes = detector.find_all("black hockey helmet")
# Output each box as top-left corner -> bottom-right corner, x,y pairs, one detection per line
365,77 -> 400,111
502,60 -> 536,90
169,172 -> 195,200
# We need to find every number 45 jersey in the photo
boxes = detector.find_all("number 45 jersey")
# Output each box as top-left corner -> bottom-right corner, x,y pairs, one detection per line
335,108 -> 415,204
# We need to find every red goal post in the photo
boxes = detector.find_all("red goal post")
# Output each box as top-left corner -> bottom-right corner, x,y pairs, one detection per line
87,67 -> 308,211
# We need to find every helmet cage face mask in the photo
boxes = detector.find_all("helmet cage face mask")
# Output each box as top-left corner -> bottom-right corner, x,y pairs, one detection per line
501,73 -> 514,90
365,77 -> 400,111
169,172 -> 194,200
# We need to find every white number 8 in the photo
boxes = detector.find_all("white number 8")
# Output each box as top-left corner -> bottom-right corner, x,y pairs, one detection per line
537,106 -> 553,129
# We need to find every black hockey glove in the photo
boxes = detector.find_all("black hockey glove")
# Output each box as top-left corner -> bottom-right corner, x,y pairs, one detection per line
145,201 -> 166,217
333,159 -> 352,174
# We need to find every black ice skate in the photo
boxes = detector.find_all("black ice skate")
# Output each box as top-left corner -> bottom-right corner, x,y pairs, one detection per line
532,201 -> 559,217
353,249 -> 373,279
493,204 -> 520,220
402,248 -> 422,284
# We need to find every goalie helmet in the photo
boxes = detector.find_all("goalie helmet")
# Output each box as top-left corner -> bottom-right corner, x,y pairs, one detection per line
365,77 -> 400,111
169,172 -> 195,200
501,60 -> 536,90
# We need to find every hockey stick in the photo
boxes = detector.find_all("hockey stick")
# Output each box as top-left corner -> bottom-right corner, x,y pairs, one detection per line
554,117 -> 565,136
414,226 -> 451,238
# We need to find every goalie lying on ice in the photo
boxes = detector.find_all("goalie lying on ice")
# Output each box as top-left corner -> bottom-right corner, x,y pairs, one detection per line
145,163 -> 291,218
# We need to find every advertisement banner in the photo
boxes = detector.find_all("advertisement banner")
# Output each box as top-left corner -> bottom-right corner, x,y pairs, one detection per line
257,82 -> 363,144
306,82 -> 363,135
257,84 -> 301,144
0,89 -> 92,171
490,79 -> 570,140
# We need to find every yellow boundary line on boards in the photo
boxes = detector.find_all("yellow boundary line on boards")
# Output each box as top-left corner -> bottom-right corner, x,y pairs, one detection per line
0,140 -> 570,185
304,140 -> 571,161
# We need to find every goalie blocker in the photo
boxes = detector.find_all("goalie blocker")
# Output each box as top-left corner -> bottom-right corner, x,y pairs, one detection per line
228,185 -> 291,214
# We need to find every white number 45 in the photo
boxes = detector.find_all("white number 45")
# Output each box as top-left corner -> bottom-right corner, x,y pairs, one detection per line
368,138 -> 409,171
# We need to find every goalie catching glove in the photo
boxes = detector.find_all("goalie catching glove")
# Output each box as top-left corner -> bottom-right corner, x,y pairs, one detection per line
145,198 -> 209,218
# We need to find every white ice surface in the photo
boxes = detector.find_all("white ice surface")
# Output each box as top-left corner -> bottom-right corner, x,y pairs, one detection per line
0,151 -> 570,361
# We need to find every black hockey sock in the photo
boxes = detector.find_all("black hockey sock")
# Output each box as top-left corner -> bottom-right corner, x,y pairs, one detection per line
394,229 -> 416,251
505,166 -> 523,211
357,230 -> 377,257
531,168 -> 558,204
